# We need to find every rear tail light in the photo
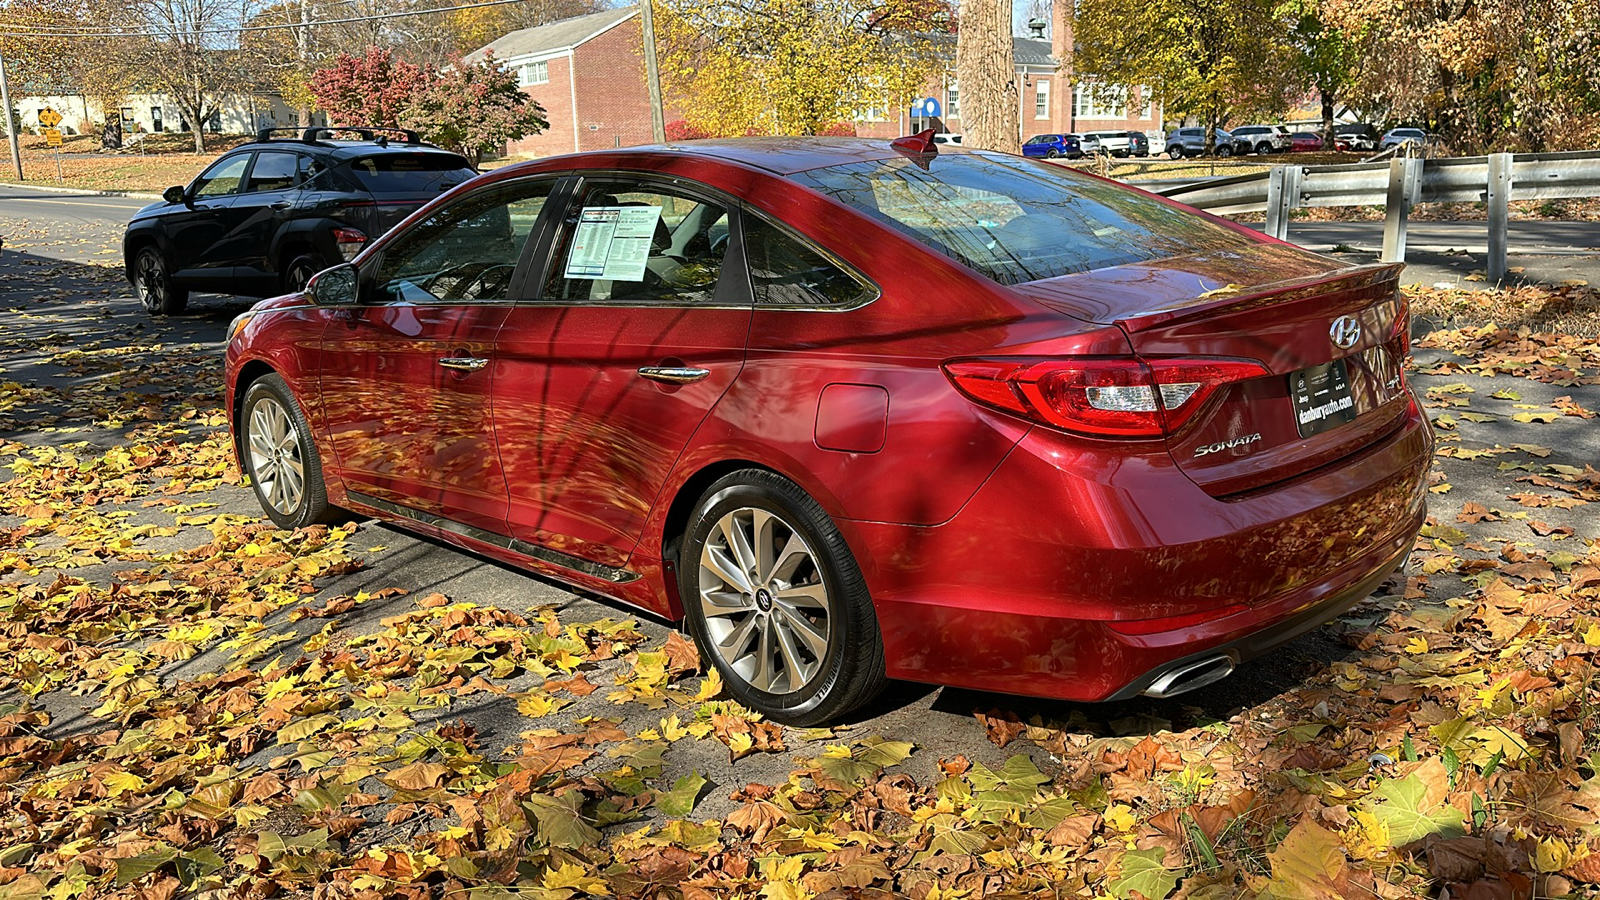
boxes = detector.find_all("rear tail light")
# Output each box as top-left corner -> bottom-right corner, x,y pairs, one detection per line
332,227 -> 367,261
1389,298 -> 1411,357
942,356 -> 1268,438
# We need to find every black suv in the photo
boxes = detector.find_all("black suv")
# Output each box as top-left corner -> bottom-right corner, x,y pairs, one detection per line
125,127 -> 477,314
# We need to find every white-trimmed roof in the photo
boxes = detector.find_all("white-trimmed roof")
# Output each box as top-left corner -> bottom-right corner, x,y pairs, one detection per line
464,6 -> 638,65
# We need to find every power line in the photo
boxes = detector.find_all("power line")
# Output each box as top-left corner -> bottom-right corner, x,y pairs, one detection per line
0,0 -> 528,37
4,0 -> 415,33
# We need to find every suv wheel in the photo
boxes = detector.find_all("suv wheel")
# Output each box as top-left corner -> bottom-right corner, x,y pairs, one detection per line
1215,145 -> 1234,158
283,254 -> 326,294
1167,146 -> 1183,159
1046,149 -> 1060,159
679,470 -> 886,725
134,246 -> 188,315
240,374 -> 338,529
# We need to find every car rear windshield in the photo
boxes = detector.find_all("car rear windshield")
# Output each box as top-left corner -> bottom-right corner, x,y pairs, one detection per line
341,153 -> 476,193
791,152 -> 1255,285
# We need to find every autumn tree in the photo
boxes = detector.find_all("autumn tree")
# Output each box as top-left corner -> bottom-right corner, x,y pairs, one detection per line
309,47 -> 426,127
654,0 -> 944,136
954,0 -> 1018,152
1073,0 -> 1289,152
1277,0 -> 1356,147
119,0 -> 263,153
402,55 -> 548,161
310,50 -> 546,157
1323,0 -> 1600,152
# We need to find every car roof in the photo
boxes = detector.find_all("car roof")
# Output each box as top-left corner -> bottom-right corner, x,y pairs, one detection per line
232,139 -> 467,162
630,137 -> 947,175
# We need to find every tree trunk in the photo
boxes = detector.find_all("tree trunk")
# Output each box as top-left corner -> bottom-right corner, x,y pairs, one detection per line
1320,89 -> 1335,148
102,116 -> 122,150
192,112 -> 206,153
956,0 -> 1019,153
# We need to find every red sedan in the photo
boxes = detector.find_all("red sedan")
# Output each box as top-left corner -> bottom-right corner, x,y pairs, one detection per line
1291,131 -> 1325,152
225,135 -> 1431,724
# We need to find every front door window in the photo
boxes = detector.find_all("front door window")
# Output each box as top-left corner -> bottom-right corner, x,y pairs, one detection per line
374,182 -> 554,304
192,155 -> 250,199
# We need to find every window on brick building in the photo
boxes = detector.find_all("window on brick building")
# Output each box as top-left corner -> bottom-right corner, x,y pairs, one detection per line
1072,81 -> 1126,119
946,80 -> 960,118
518,60 -> 549,87
1034,81 -> 1049,119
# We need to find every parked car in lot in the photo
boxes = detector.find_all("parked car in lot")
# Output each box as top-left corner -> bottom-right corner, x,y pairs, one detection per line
125,127 -> 477,315
1291,131 -> 1325,152
1380,128 -> 1429,152
1166,127 -> 1236,158
1142,130 -> 1166,156
1068,133 -> 1101,156
1229,125 -> 1293,154
225,134 -> 1431,723
1083,130 -> 1136,157
1021,133 -> 1082,159
1334,123 -> 1380,152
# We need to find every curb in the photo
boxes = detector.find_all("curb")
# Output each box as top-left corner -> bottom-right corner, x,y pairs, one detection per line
0,180 -> 162,201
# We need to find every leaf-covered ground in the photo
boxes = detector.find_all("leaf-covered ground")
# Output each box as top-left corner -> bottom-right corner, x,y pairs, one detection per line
0,224 -> 1598,900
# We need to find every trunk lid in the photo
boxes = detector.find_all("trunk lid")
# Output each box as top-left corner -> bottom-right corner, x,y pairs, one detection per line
1014,244 -> 1411,495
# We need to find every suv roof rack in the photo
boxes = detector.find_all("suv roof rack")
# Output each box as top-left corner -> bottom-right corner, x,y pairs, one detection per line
254,126 -> 426,148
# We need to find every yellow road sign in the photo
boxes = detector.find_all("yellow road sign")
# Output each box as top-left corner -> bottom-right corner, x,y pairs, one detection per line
44,128 -> 62,148
38,108 -> 62,128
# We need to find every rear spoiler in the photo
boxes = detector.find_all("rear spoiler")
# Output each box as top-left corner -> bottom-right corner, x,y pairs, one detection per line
1114,262 -> 1404,334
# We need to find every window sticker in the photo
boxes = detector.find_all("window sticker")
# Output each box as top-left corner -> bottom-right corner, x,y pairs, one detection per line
563,206 -> 662,282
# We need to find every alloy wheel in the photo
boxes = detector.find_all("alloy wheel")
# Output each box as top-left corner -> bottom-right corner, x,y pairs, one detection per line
697,507 -> 832,694
247,396 -> 306,516
287,258 -> 319,293
136,252 -> 165,312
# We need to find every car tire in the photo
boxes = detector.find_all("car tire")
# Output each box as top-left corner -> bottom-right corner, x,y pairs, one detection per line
1168,147 -> 1183,159
1046,149 -> 1060,159
283,254 -> 327,295
1216,145 -> 1233,158
240,374 -> 338,530
679,469 -> 886,725
134,246 -> 188,315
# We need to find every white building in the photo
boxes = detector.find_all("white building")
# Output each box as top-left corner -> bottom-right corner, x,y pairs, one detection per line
12,91 -> 316,136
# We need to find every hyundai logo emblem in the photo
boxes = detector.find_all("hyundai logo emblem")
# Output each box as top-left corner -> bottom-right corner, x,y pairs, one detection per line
1329,315 -> 1362,349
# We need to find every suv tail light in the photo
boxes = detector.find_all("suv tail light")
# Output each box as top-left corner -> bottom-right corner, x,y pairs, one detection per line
942,356 -> 1268,438
332,226 -> 367,261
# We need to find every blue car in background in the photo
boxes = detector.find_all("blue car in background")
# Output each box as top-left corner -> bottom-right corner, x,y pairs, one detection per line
1021,133 -> 1083,159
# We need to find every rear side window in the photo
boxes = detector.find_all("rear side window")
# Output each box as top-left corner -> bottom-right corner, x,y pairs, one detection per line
244,151 -> 300,193
791,152 -> 1255,285
743,215 -> 875,308
342,153 -> 476,193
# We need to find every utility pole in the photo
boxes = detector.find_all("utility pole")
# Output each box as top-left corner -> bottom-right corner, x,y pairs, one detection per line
296,0 -> 311,127
0,50 -> 23,180
639,0 -> 666,143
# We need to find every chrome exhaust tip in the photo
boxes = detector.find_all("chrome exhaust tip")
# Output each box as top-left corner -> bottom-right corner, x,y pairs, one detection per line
1141,655 -> 1235,699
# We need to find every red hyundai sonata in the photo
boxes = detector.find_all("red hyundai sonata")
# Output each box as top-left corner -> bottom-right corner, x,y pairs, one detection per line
225,135 -> 1432,724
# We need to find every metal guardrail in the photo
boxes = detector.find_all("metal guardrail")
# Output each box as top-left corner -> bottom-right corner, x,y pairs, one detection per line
1153,150 -> 1600,282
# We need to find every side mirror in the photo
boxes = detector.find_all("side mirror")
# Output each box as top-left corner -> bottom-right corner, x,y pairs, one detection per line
308,263 -> 359,305
163,185 -> 187,205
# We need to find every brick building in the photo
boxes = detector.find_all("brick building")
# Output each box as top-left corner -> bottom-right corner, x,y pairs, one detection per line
465,7 -> 674,157
468,7 -> 1159,158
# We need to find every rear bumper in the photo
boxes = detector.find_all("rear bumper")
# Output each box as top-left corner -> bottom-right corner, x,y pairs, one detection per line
847,396 -> 1432,703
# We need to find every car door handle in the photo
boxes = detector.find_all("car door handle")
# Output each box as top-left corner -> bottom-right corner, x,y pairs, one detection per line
269,200 -> 293,210
638,366 -> 711,385
439,357 -> 488,371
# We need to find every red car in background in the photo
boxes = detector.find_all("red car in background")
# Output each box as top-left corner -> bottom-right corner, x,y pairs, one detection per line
1291,131 -> 1326,152
224,135 -> 1431,724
